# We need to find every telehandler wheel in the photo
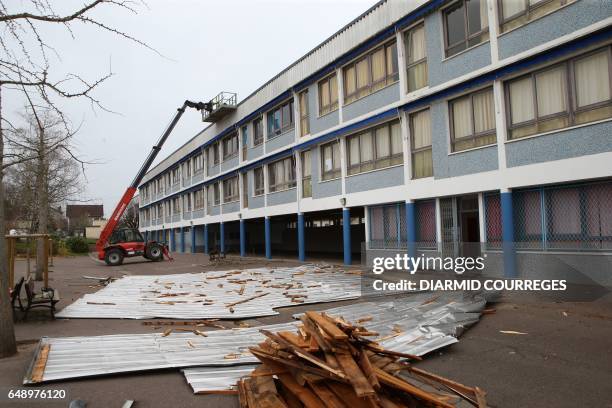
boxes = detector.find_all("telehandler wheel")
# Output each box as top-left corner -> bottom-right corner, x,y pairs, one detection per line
146,243 -> 164,262
104,248 -> 124,266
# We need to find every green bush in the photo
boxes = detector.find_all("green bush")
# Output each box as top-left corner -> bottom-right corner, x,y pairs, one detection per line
65,236 -> 90,253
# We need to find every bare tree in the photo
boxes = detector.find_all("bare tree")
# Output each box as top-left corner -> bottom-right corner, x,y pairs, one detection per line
119,198 -> 139,230
0,1 -> 153,358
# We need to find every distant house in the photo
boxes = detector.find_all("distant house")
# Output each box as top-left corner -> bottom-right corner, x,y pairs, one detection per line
66,205 -> 104,237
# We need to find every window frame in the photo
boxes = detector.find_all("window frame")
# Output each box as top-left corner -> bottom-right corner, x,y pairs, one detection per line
222,132 -> 239,161
299,90 -> 310,136
504,46 -> 612,140
409,108 -> 433,179
222,176 -> 239,203
346,120 -> 403,176
253,117 -> 264,146
342,40 -> 399,104
268,156 -> 296,193
253,166 -> 265,196
449,86 -> 497,152
443,0 -> 489,58
267,99 -> 295,138
320,140 -> 341,181
404,22 -> 428,93
317,74 -> 338,116
498,0 -> 569,33
193,189 -> 205,210
301,150 -> 312,198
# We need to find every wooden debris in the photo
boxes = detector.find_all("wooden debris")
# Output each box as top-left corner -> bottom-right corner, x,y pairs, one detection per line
226,292 -> 269,308
234,311 -> 486,407
31,344 -> 51,383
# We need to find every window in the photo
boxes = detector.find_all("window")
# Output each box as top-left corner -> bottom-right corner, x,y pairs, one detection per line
213,182 -> 220,206
267,99 -> 294,137
207,142 -> 219,166
499,0 -> 571,33
347,120 -> 402,175
449,87 -> 496,152
223,176 -> 239,203
343,41 -> 399,104
405,23 -> 428,92
183,193 -> 192,212
222,133 -> 238,161
318,74 -> 338,115
320,140 -> 341,180
253,167 -> 264,196
253,117 -> 264,146
410,109 -> 433,178
164,202 -> 170,218
206,185 -> 215,213
172,197 -> 181,214
193,153 -> 204,174
171,168 -> 180,185
506,47 -> 612,140
444,0 -> 489,57
194,189 -> 205,210
182,161 -> 191,180
299,90 -> 310,136
301,150 -> 312,198
241,125 -> 248,160
268,156 -> 296,193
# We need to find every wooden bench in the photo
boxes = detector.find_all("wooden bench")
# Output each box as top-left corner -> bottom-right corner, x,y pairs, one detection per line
22,278 -> 60,321
10,277 -> 25,321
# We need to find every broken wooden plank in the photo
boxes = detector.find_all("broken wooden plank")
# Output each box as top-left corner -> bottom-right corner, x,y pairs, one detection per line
305,312 -> 348,341
31,344 -> 51,383
335,352 -> 376,398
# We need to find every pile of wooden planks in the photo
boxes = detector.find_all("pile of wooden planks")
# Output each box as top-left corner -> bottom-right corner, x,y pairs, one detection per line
238,311 -> 487,408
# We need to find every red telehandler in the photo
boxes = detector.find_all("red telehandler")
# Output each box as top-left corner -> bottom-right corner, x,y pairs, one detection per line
96,100 -> 207,266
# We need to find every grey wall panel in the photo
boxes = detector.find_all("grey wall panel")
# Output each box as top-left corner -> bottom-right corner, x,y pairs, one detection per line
343,83 -> 400,122
247,143 -> 264,161
192,172 -> 204,184
207,165 -> 220,177
430,101 -> 498,178
267,188 -> 297,206
266,129 -> 295,153
307,83 -> 340,134
314,179 -> 342,198
506,121 -> 612,167
498,0 -> 612,60
249,195 -> 265,209
221,156 -> 238,172
425,12 -> 491,87
345,165 -> 404,194
222,201 -> 240,214
209,205 -> 220,216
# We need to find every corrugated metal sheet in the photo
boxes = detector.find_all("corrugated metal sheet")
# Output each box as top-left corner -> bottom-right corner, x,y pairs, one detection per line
142,0 -> 429,182
56,265 -> 361,319
27,291 -> 489,386
182,365 -> 258,394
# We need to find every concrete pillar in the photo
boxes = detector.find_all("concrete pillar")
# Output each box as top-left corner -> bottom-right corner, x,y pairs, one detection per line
180,227 -> 185,253
203,224 -> 209,254
501,189 -> 517,278
240,219 -> 246,257
343,208 -> 351,265
265,216 -> 271,259
297,213 -> 305,262
406,200 -> 416,263
170,228 -> 176,252
191,227 -> 196,253
220,222 -> 225,253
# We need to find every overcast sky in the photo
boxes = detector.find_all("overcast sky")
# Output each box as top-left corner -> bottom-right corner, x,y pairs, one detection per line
4,0 -> 374,217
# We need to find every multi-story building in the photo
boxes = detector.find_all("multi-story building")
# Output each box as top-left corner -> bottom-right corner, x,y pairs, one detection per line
138,0 -> 612,281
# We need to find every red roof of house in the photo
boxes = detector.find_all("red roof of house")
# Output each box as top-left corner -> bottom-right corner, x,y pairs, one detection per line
66,204 -> 104,219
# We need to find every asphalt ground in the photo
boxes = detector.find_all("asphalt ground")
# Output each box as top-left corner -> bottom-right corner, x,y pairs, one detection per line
1,253 -> 611,408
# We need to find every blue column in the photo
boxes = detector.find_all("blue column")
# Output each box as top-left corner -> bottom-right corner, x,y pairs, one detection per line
180,227 -> 185,253
297,213 -> 305,262
191,227 -> 196,253
203,224 -> 209,254
343,208 -> 351,266
240,219 -> 246,257
220,222 -> 225,253
170,229 -> 176,252
265,216 -> 271,259
501,190 -> 517,278
406,201 -> 417,266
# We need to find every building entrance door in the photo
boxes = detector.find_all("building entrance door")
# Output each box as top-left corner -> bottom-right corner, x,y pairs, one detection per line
440,194 -> 481,258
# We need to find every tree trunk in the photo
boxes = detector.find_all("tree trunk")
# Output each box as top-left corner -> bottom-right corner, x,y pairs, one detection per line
0,85 -> 18,358
35,128 -> 48,281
